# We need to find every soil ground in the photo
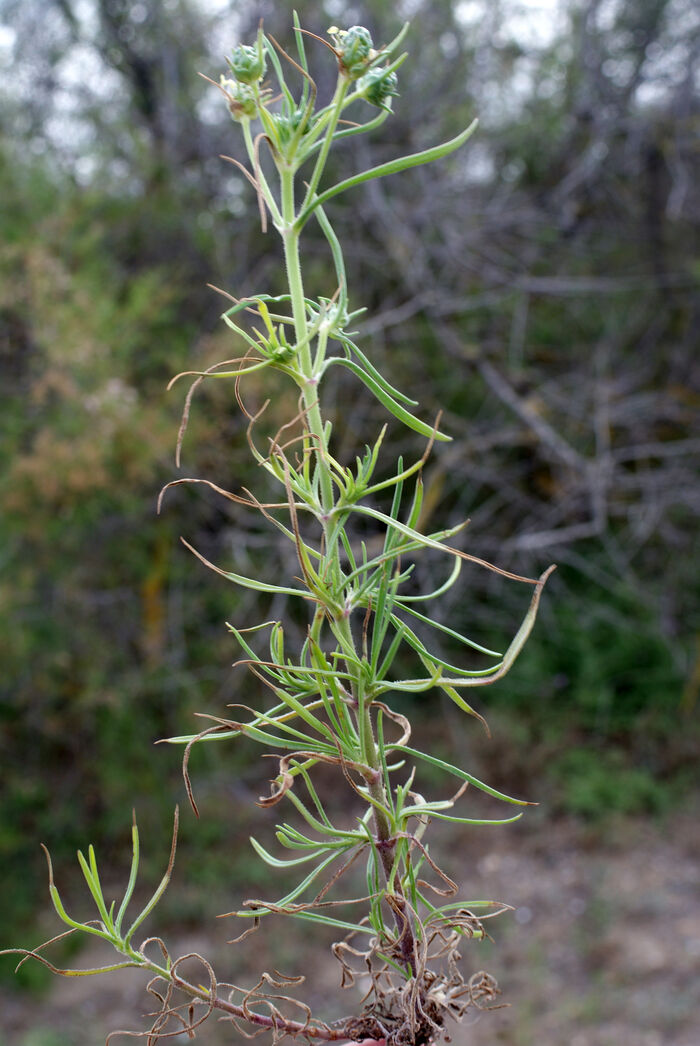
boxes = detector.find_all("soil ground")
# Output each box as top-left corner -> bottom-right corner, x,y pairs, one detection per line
1,808 -> 698,1046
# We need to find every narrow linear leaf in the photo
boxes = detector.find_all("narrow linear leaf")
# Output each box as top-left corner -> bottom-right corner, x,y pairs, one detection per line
124,808 -> 178,944
387,745 -> 533,806
393,603 -> 502,658
288,911 -> 376,935
47,885 -> 113,942
323,357 -> 450,441
236,851 -> 342,916
76,849 -> 112,931
402,564 -> 556,688
182,538 -> 312,598
336,334 -> 417,406
114,817 -> 139,935
250,836 -> 331,869
352,505 -> 543,585
297,120 -> 479,227
401,806 -> 523,826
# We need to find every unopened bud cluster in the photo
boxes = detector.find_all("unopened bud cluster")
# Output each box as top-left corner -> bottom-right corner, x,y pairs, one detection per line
328,25 -> 400,110
227,30 -> 266,85
328,25 -> 373,79
359,66 -> 399,110
219,77 -> 257,121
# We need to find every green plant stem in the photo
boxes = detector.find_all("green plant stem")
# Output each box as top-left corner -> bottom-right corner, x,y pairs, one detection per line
278,132 -> 418,970
280,169 -> 334,517
302,77 -> 349,211
335,617 -> 418,975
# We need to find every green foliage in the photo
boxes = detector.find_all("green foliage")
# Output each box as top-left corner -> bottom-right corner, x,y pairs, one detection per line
547,747 -> 670,819
4,20 -> 553,1044
2,0 -> 696,1035
490,579 -> 683,730
16,1033 -> 66,1046
0,151 -> 254,957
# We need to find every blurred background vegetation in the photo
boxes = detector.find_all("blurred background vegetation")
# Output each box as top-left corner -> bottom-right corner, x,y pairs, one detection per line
0,0 -> 698,1012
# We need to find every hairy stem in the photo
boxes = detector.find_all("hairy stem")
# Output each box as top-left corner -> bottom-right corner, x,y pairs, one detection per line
279,139 -> 418,973
281,168 -> 334,517
336,616 -> 418,975
303,77 -> 349,210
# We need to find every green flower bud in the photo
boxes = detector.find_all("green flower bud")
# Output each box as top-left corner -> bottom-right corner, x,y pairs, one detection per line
359,67 -> 399,111
328,25 -> 374,80
219,76 -> 257,122
272,107 -> 311,145
227,41 -> 265,85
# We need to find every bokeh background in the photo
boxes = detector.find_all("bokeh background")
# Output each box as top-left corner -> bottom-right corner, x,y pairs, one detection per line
1,1 -> 698,1043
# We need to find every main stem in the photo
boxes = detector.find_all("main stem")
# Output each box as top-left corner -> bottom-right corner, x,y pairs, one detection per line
279,160 -> 417,977
281,167 -> 334,516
